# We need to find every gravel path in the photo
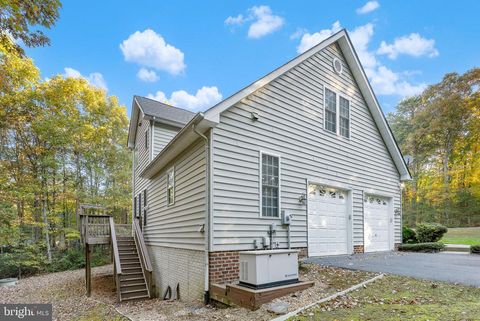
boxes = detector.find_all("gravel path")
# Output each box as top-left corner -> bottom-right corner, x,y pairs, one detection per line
0,263 -> 377,321
114,264 -> 378,321
0,264 -> 125,321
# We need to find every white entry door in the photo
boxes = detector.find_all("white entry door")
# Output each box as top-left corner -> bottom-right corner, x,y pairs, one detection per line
364,195 -> 391,252
308,184 -> 349,256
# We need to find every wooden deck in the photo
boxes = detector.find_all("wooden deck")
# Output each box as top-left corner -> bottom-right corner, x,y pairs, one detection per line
210,281 -> 314,310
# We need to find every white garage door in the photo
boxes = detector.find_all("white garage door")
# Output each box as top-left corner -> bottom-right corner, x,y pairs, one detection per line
308,184 -> 349,256
364,195 -> 391,252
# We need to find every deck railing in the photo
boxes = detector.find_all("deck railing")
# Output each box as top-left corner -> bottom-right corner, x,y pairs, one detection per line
109,216 -> 122,302
80,214 -> 111,244
133,219 -> 154,297
115,224 -> 132,238
79,214 -> 153,301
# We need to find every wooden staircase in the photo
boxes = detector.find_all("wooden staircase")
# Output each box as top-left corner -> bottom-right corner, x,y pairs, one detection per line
118,236 -> 150,301
80,214 -> 154,302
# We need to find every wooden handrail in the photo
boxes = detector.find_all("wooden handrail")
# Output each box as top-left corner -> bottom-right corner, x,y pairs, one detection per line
133,219 -> 152,272
80,214 -> 111,218
109,217 -> 122,275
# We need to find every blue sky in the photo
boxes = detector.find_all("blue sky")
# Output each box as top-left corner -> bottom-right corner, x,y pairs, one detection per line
26,0 -> 480,116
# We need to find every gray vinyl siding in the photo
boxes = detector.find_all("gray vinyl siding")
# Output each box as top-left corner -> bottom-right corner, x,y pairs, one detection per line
211,43 -> 401,252
153,123 -> 181,157
133,115 -> 151,201
143,139 -> 206,251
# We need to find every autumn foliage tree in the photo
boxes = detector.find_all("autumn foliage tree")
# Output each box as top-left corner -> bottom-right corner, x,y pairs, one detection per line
388,69 -> 480,227
0,39 -> 131,262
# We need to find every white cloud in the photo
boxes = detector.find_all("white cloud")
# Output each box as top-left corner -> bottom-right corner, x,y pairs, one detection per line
356,1 -> 380,14
148,86 -> 223,111
296,22 -> 426,97
297,21 -> 342,54
290,27 -> 308,40
377,33 -> 439,59
225,14 -> 245,26
137,68 -> 159,82
247,6 -> 284,39
64,67 -> 82,79
349,23 -> 377,69
368,65 -> 426,96
64,67 -> 108,90
347,25 -> 426,96
120,29 -> 185,75
225,6 -> 284,39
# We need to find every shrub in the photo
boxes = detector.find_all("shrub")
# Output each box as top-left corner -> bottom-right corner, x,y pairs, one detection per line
402,226 -> 417,243
46,245 -> 111,273
0,244 -> 111,278
0,244 -> 46,278
416,223 -> 448,243
471,245 -> 480,255
398,242 -> 445,253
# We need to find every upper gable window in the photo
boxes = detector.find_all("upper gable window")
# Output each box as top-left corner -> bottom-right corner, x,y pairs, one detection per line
324,87 -> 351,139
339,97 -> 350,138
324,88 -> 337,133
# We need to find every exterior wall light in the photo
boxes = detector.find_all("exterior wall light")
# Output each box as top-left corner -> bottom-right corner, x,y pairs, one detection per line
298,194 -> 306,204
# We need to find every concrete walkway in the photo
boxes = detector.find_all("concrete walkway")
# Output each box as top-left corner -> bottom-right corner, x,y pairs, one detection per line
306,251 -> 480,287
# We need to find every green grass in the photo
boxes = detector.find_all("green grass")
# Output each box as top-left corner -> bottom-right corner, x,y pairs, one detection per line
441,227 -> 480,245
289,275 -> 480,321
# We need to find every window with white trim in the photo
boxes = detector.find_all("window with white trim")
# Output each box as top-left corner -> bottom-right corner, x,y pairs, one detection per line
138,192 -> 142,220
261,154 -> 279,217
324,87 -> 351,138
339,96 -> 350,138
133,196 -> 137,218
324,88 -> 337,133
167,168 -> 175,206
143,189 -> 147,226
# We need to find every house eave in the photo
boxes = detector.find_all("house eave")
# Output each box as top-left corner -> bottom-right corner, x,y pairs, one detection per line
144,115 -> 187,129
127,97 -> 143,149
140,113 -> 218,178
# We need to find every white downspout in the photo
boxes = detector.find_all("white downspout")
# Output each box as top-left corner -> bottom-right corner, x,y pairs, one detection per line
193,123 -> 211,304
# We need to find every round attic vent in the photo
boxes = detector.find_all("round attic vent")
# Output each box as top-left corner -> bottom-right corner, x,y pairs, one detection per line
333,58 -> 343,75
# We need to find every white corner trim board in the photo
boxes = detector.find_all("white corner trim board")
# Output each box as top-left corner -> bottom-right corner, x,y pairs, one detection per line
271,274 -> 385,321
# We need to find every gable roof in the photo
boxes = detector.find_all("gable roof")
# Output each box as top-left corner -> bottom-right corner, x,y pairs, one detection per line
204,29 -> 411,181
127,96 -> 195,148
135,96 -> 196,124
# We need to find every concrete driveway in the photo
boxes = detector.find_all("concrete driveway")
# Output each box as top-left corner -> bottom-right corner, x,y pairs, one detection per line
306,251 -> 480,287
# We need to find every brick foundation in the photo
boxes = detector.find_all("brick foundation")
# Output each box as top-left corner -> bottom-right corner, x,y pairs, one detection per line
209,251 -> 240,284
353,245 -> 364,253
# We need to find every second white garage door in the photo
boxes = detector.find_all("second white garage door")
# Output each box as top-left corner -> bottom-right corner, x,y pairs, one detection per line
364,195 -> 391,252
308,184 -> 350,256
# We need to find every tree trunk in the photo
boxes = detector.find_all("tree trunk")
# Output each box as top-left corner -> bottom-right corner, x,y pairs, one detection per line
443,136 -> 452,226
42,197 -> 52,262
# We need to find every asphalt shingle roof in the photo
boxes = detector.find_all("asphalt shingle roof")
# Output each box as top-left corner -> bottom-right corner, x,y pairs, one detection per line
134,95 -> 195,125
